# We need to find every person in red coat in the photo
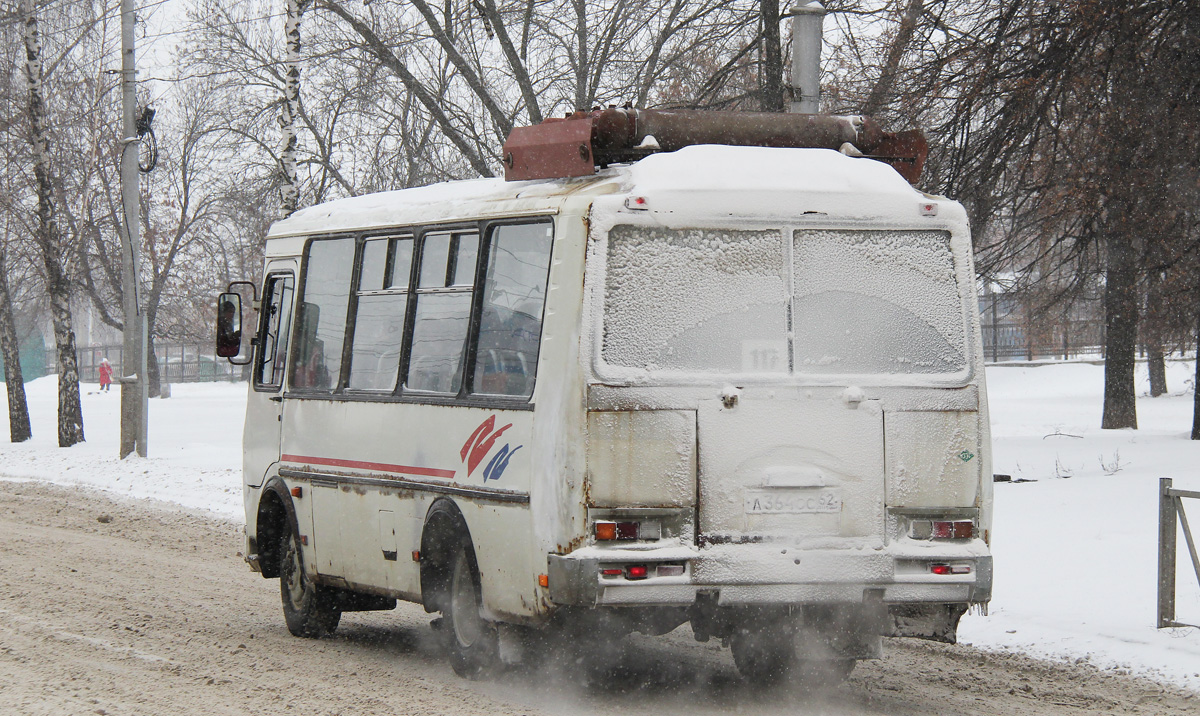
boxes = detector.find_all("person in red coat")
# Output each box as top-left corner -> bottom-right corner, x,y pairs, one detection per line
98,357 -> 113,392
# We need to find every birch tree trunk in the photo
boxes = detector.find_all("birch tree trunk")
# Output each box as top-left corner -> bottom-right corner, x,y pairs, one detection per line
0,243 -> 32,442
23,0 -> 84,447
279,0 -> 309,217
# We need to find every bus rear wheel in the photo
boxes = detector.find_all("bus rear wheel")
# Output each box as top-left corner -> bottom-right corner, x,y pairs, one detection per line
730,625 -> 795,684
279,530 -> 341,638
444,543 -> 499,679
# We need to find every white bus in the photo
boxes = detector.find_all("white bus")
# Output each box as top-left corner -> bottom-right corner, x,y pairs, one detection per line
220,111 -> 992,683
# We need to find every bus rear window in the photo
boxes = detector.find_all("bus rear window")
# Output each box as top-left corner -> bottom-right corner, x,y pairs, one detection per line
791,229 -> 966,375
600,226 -> 968,378
602,226 -> 789,374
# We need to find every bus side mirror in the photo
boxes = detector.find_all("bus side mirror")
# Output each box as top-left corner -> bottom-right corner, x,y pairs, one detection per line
216,292 -> 248,362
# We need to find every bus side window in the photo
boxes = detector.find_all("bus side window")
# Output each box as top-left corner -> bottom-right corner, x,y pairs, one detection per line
472,222 -> 553,398
406,231 -> 479,394
292,237 -> 355,391
254,274 -> 294,390
292,303 -> 329,389
348,237 -> 412,391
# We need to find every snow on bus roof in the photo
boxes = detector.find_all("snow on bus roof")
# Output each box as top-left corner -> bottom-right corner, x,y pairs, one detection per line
267,145 -> 939,239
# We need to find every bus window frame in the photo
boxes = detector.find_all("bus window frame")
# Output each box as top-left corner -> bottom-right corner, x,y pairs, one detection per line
253,271 -> 296,393
283,216 -> 554,411
346,233 -> 414,392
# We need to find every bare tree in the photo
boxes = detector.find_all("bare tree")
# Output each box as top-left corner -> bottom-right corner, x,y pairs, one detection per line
21,0 -> 83,446
0,240 -> 31,442
279,0 -> 310,216
0,14 -> 32,442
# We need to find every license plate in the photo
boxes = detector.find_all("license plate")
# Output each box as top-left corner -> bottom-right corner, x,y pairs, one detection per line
744,489 -> 842,514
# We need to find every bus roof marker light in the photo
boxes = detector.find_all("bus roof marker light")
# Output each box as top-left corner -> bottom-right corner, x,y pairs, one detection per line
625,196 -> 649,211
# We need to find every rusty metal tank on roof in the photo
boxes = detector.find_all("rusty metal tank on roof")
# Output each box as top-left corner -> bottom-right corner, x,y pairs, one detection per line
501,107 -> 928,185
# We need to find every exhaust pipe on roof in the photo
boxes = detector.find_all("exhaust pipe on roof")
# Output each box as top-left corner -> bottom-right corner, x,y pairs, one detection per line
789,1 -> 826,115
501,107 -> 928,184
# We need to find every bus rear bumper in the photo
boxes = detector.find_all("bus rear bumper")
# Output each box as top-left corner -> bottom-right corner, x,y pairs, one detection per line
546,544 -> 992,610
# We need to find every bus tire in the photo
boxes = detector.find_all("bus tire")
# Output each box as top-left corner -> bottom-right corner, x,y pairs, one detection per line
444,541 -> 499,679
279,529 -> 341,638
730,626 -> 795,684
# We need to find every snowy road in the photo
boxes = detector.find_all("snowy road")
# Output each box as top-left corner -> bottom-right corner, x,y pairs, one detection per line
1,481 -> 1194,716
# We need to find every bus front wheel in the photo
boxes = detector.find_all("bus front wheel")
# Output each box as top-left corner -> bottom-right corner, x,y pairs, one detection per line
444,543 -> 499,678
279,530 -> 341,637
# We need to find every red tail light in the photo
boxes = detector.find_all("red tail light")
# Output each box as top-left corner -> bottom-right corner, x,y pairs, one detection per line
930,563 -> 971,575
931,520 -> 974,540
626,565 -> 649,580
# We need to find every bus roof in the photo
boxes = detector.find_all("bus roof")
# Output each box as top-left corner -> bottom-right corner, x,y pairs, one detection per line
266,145 -> 956,241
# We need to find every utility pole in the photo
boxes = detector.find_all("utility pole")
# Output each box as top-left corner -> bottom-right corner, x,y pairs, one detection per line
788,1 -> 826,114
120,0 -> 147,457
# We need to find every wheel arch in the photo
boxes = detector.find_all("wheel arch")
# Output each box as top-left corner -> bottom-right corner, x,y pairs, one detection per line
419,498 -> 476,614
255,476 -> 300,579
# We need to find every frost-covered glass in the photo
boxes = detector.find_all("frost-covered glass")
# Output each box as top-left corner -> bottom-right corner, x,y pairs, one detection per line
602,226 -> 788,373
792,229 -> 966,375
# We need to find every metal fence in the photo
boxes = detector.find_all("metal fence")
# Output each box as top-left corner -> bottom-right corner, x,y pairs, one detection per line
65,343 -> 242,384
1158,478 -> 1200,630
980,319 -> 1106,362
979,291 -> 1108,362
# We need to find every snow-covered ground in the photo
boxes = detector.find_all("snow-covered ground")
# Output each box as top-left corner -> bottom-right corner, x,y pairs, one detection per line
2,363 -> 1199,689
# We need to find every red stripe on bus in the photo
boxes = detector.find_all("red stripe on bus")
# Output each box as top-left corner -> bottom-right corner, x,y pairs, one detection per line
281,454 -> 456,480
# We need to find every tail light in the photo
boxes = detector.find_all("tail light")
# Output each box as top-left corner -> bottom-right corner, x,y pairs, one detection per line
593,520 -> 661,541
599,563 -> 686,580
931,563 -> 972,575
910,519 -> 974,540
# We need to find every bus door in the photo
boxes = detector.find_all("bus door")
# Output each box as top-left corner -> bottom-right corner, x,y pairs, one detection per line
244,264 -> 297,489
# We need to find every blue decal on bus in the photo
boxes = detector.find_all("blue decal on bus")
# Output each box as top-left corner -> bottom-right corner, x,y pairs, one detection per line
483,444 -> 522,482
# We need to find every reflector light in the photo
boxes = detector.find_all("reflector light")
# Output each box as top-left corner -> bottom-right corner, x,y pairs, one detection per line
290,486 -> 303,498
930,564 -> 952,575
909,520 -> 932,540
594,521 -> 616,540
538,574 -> 549,588
601,568 -> 623,577
594,521 -> 640,540
626,565 -> 649,580
656,564 -> 685,577
931,520 -> 974,540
